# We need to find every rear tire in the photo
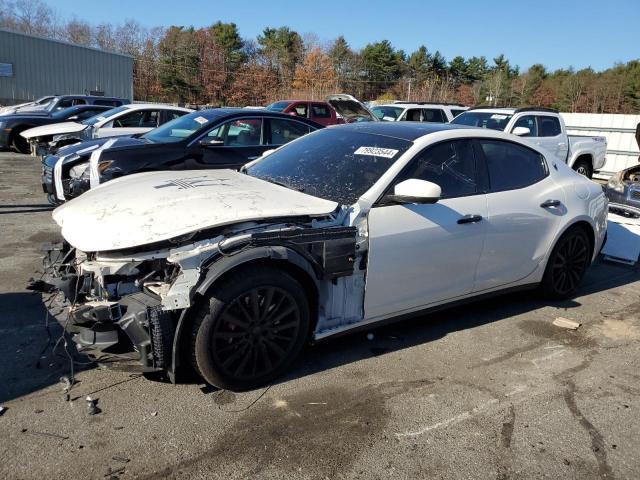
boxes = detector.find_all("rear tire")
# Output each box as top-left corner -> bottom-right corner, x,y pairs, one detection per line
573,159 -> 593,179
540,227 -> 591,299
191,266 -> 310,391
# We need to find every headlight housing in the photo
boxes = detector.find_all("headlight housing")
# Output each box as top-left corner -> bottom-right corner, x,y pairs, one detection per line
607,175 -> 624,193
69,162 -> 90,179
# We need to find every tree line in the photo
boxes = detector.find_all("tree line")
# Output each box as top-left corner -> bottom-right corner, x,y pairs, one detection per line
1,0 -> 639,112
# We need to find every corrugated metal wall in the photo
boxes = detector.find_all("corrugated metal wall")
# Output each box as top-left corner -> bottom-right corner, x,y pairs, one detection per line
0,29 -> 133,105
561,112 -> 640,178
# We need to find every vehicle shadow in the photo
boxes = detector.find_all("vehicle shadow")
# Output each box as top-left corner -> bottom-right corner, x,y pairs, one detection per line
278,258 -> 640,386
0,291 -> 92,404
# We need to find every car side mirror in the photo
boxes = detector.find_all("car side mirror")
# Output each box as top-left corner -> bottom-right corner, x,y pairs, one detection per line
512,126 -> 531,136
199,137 -> 224,148
382,179 -> 441,205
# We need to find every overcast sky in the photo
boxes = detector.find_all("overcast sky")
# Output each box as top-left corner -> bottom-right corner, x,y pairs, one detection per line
50,0 -> 639,71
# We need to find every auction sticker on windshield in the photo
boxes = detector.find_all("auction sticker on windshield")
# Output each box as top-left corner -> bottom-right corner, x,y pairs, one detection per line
354,146 -> 399,158
194,116 -> 208,125
490,114 -> 509,120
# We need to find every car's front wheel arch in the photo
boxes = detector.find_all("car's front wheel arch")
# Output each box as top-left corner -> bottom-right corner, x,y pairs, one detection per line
189,261 -> 314,390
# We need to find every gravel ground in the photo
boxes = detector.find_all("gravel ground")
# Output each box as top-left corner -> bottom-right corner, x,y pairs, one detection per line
1,150 -> 639,479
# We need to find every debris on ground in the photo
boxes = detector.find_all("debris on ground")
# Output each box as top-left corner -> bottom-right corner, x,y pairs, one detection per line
111,456 -> 130,463
151,411 -> 158,417
0,406 -> 7,416
22,429 -> 69,440
86,396 -> 101,415
553,317 -> 581,330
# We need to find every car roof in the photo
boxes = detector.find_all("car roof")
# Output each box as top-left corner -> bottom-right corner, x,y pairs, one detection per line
375,103 -> 464,109
195,108 -> 324,127
331,121 -> 473,141
122,103 -> 192,112
465,107 -> 517,114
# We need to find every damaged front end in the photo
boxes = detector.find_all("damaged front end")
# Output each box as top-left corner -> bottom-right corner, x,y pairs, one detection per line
30,242 -> 180,372
606,165 -> 640,218
30,217 -> 362,379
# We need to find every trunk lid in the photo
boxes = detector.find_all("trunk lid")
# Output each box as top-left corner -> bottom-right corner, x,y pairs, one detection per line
325,94 -> 378,123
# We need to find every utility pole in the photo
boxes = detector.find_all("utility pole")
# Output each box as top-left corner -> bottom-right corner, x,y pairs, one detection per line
407,78 -> 411,101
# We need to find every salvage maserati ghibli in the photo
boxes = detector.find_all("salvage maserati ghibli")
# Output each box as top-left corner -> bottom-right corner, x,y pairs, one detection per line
39,122 -> 607,390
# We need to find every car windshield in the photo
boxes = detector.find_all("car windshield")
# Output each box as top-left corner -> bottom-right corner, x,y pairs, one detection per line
246,128 -> 412,205
35,96 -> 54,106
82,106 -> 128,126
51,107 -> 83,120
265,101 -> 291,112
451,111 -> 513,131
372,106 -> 404,121
142,111 -> 214,143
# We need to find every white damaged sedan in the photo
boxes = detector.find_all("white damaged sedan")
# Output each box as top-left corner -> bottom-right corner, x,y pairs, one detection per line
41,122 -> 607,390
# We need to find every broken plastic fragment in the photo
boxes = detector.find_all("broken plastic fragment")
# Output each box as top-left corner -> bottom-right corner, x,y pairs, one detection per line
552,317 -> 581,330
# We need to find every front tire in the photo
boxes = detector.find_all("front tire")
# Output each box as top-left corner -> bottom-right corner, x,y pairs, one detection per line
540,227 -> 591,299
191,266 -> 310,391
11,132 -> 30,154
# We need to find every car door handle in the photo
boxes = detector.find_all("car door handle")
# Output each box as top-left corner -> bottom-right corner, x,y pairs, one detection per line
457,214 -> 483,224
540,199 -> 561,208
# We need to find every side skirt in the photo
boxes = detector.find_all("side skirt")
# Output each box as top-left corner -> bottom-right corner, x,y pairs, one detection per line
312,283 -> 540,343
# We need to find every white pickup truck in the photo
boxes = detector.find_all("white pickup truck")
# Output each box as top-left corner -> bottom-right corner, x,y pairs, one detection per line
451,107 -> 607,178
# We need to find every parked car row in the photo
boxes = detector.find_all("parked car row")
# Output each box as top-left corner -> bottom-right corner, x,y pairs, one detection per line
22,103 -> 193,156
28,93 -> 607,391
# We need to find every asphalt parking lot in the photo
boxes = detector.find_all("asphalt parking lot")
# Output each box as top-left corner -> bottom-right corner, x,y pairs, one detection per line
1,150 -> 640,479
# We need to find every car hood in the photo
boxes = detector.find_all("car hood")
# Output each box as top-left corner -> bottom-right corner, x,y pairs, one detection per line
21,122 -> 86,139
52,169 -> 339,252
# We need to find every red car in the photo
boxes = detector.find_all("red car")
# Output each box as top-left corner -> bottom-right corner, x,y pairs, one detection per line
265,100 -> 343,126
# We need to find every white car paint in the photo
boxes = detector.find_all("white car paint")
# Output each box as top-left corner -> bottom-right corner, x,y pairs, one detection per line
21,121 -> 87,138
20,103 -> 193,144
372,103 -> 468,123
52,169 -> 338,252
54,126 -> 608,342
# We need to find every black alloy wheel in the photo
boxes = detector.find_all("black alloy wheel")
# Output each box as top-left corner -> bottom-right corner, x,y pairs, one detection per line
541,227 -> 590,299
191,266 -> 310,390
212,286 -> 301,380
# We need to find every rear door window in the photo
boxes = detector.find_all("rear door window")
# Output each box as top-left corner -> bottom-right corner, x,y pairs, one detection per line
422,108 -> 447,123
403,109 -> 422,121
268,118 -> 311,145
477,139 -> 548,192
311,104 -> 331,119
537,116 -> 562,137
